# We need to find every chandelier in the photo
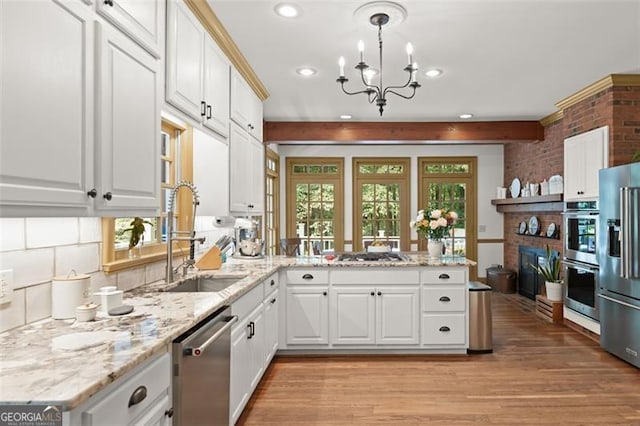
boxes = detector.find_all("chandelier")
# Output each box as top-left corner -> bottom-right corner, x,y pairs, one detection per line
337,12 -> 420,116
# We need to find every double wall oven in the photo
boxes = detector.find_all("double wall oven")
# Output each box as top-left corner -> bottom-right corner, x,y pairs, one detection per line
563,200 -> 599,320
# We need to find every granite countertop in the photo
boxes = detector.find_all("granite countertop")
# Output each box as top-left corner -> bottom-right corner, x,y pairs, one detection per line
0,254 -> 475,410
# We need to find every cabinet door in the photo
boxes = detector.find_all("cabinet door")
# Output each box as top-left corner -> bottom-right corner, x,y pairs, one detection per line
229,122 -> 251,213
0,0 -> 94,216
166,0 -> 204,121
247,305 -> 265,391
230,322 -> 250,425
192,128 -> 229,216
96,0 -> 163,58
95,22 -> 160,214
248,137 -> 265,213
581,127 -> 608,198
330,287 -> 376,345
564,136 -> 585,200
131,394 -> 171,426
376,286 -> 420,345
264,290 -> 279,365
286,287 -> 329,345
230,68 -> 251,129
203,35 -> 230,137
248,90 -> 263,141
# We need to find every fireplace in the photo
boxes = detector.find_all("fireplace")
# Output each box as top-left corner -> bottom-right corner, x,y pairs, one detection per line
518,245 -> 547,300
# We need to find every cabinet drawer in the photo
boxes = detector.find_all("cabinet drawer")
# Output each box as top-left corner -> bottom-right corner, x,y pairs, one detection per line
422,269 -> 466,284
422,287 -> 466,312
231,282 -> 263,321
331,269 -> 419,285
82,353 -> 170,425
286,269 -> 329,284
422,314 -> 466,345
263,273 -> 278,296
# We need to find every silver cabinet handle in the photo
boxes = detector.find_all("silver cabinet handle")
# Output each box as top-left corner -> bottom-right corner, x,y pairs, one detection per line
189,316 -> 238,356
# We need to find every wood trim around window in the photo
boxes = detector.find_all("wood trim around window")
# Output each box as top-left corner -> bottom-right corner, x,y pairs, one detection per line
265,148 -> 280,255
285,157 -> 344,253
417,156 -> 478,280
352,158 -> 411,252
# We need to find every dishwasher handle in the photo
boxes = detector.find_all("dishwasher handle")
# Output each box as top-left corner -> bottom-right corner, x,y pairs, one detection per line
188,315 -> 238,357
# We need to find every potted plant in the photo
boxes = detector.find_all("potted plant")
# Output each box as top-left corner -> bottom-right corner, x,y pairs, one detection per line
119,217 -> 153,258
530,245 -> 563,301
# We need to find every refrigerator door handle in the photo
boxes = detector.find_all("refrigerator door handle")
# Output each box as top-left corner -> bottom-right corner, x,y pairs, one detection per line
620,187 -> 640,279
599,293 -> 640,312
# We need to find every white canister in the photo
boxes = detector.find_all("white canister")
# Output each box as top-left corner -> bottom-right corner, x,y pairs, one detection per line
51,271 -> 90,319
95,287 -> 123,314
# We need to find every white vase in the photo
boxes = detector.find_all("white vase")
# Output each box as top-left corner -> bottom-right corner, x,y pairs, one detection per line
427,239 -> 444,258
545,281 -> 563,301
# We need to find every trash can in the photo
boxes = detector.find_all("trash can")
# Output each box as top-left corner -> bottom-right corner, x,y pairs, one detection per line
468,282 -> 492,354
486,265 -> 517,293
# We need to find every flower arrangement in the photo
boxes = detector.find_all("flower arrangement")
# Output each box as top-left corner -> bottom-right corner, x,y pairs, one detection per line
410,208 -> 458,241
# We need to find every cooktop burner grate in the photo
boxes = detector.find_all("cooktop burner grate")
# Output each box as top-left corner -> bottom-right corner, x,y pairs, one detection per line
336,252 -> 409,262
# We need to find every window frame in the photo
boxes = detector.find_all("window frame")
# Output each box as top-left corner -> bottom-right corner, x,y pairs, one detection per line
352,157 -> 411,252
101,120 -> 193,273
417,156 -> 478,279
286,157 -> 344,255
265,148 -> 280,255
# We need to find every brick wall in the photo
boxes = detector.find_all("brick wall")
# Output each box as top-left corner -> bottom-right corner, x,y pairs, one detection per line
611,86 -> 640,165
503,119 -> 564,272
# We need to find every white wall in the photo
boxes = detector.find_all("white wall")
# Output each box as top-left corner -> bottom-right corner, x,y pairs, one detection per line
276,143 -> 504,275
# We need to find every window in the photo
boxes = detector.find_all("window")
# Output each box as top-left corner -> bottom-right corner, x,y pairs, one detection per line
353,158 -> 411,252
286,158 -> 344,255
265,149 -> 280,255
418,157 -> 477,279
102,120 -> 193,272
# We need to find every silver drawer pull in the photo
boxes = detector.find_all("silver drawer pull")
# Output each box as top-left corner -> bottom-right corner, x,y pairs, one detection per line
439,326 -> 451,332
439,296 -> 451,302
438,273 -> 450,280
128,385 -> 147,407
302,273 -> 314,280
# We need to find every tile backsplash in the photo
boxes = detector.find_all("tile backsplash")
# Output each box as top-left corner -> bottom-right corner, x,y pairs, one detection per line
0,216 -> 233,333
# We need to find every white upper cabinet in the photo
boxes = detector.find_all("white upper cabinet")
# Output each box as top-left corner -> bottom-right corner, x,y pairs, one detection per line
166,0 -> 230,137
564,126 -> 609,201
229,122 -> 264,214
94,22 -> 161,214
193,128 -> 229,217
230,68 -> 263,141
203,36 -> 230,136
96,0 -> 163,58
0,0 -> 95,216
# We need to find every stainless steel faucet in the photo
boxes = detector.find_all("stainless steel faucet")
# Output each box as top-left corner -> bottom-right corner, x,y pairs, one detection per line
166,181 -> 206,283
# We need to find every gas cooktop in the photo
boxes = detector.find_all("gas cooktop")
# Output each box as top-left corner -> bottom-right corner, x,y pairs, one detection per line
336,252 -> 410,262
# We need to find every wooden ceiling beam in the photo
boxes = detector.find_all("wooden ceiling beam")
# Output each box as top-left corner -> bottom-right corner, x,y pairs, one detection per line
264,121 -> 544,143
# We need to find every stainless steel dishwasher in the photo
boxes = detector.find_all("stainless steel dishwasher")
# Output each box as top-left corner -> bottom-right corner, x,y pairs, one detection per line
172,306 -> 237,425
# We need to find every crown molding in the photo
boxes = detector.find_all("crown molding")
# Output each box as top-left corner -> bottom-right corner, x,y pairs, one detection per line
539,110 -> 564,127
184,0 -> 269,101
555,74 -> 640,111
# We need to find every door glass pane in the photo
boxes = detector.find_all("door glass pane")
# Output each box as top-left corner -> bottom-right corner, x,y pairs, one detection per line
427,182 -> 467,256
294,182 -> 337,255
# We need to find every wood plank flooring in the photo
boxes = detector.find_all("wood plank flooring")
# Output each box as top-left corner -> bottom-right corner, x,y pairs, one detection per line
238,293 -> 640,425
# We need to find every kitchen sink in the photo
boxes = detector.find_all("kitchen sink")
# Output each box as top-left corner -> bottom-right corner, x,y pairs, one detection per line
167,275 -> 248,293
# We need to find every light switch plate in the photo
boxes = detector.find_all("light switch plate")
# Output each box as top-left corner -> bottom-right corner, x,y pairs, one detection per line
0,269 -> 14,306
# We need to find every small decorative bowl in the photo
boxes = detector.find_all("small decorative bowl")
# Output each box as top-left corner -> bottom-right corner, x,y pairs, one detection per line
76,303 -> 98,322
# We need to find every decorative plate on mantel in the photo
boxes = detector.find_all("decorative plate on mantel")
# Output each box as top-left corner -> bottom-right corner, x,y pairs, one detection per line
518,221 -> 527,234
528,216 -> 539,236
510,178 -> 521,198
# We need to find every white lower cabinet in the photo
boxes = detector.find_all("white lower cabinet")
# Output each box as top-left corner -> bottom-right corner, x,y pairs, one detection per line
66,353 -> 172,426
285,286 -> 329,345
330,286 -> 419,345
230,273 -> 278,425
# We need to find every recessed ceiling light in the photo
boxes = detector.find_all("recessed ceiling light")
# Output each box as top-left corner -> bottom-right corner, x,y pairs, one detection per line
459,113 -> 473,119
296,67 -> 317,77
340,114 -> 352,120
274,3 -> 301,18
425,69 -> 443,78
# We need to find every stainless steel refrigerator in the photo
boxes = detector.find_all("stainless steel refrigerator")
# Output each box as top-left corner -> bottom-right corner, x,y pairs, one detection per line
598,163 -> 640,368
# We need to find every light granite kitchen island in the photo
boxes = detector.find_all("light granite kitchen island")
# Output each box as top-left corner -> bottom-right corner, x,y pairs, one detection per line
0,254 -> 475,421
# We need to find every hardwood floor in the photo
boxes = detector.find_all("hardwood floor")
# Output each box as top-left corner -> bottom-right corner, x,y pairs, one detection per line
238,293 -> 640,425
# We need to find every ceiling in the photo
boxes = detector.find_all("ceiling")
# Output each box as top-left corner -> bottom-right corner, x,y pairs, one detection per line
208,0 -> 640,122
